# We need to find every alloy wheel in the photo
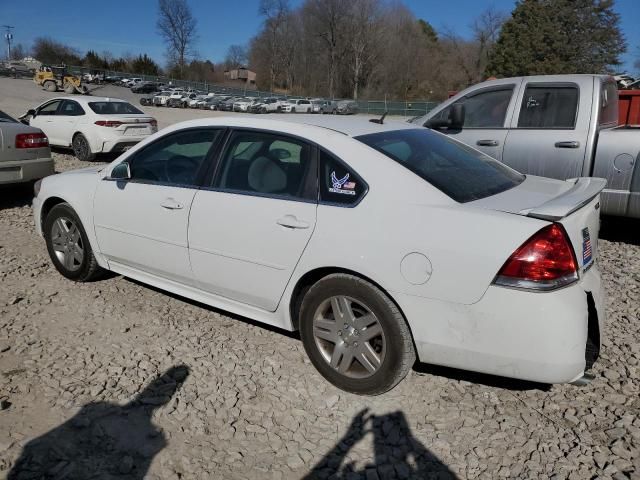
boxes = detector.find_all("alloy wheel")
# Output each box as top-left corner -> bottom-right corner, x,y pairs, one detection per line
312,296 -> 386,378
50,217 -> 84,272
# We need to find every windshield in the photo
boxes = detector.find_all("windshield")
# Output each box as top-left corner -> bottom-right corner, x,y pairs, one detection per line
88,102 -> 143,115
355,129 -> 524,203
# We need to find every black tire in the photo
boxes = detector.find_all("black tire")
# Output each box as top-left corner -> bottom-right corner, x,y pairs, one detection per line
44,203 -> 103,282
44,80 -> 57,92
72,133 -> 96,162
299,274 -> 416,395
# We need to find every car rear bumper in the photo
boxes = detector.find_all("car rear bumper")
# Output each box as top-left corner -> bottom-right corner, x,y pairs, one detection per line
398,265 -> 605,384
0,157 -> 55,185
101,139 -> 144,153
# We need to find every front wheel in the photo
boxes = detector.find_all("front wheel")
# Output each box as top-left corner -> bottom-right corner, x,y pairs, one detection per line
299,274 -> 416,395
72,133 -> 95,162
44,203 -> 103,282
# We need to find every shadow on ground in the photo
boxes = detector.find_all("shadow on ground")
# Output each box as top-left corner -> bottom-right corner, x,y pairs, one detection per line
304,408 -> 458,480
0,184 -> 32,210
600,215 -> 640,246
7,365 -> 189,480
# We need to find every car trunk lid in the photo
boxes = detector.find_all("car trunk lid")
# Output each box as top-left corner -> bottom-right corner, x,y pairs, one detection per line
471,175 -> 605,271
96,115 -> 156,136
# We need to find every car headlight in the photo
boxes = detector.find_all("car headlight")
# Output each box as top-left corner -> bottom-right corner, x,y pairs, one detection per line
33,179 -> 42,197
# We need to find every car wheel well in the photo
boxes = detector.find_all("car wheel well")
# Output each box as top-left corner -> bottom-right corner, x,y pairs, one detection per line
40,196 -> 67,230
289,267 -> 413,339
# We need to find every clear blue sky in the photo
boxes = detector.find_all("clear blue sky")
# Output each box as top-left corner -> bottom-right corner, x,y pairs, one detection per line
1,0 -> 638,73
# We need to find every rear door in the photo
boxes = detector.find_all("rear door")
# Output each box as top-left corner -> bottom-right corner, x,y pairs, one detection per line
502,79 -> 591,179
188,129 -> 318,311
426,83 -> 520,161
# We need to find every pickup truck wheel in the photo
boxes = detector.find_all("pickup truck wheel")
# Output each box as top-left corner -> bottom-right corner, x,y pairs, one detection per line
44,80 -> 58,92
299,274 -> 416,395
72,133 -> 96,162
44,203 -> 103,282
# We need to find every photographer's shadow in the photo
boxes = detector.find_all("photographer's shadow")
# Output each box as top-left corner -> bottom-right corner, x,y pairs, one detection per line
8,365 -> 189,480
305,409 -> 458,480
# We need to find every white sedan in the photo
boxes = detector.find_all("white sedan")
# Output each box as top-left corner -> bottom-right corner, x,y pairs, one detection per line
32,116 -> 606,395
26,96 -> 157,161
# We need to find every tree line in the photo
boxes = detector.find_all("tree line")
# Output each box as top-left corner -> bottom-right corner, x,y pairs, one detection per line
7,0 -> 629,101
247,0 -> 627,100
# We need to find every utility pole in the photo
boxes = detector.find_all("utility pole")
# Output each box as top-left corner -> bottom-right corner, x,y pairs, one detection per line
2,25 -> 14,61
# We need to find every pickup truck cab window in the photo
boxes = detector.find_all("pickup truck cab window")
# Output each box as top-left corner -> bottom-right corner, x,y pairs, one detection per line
517,84 -> 579,129
435,87 -> 514,128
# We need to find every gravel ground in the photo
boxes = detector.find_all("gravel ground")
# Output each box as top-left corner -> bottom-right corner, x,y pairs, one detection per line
1,78 -> 639,479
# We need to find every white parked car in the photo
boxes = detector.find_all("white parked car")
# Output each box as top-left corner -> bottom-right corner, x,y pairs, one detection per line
26,96 -> 158,161
32,116 -> 605,395
282,99 -> 312,113
152,91 -> 173,106
233,98 -> 257,112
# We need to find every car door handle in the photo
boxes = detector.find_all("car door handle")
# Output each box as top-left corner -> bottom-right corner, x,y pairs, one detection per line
555,141 -> 580,149
160,198 -> 183,210
277,215 -> 310,229
476,139 -> 499,147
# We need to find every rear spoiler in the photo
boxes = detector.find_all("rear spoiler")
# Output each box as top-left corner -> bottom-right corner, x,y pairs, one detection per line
520,177 -> 607,221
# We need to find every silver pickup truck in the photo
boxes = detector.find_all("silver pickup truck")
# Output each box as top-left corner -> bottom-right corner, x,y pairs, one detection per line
412,74 -> 639,218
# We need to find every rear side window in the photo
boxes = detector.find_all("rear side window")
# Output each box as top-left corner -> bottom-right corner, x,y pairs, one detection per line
356,129 -> 524,203
88,102 -> 143,115
319,150 -> 367,205
518,85 -> 579,128
60,100 -> 85,116
599,81 -> 618,126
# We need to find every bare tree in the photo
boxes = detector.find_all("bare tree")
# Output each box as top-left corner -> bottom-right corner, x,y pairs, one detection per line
225,44 -> 248,69
259,0 -> 290,91
157,0 -> 198,76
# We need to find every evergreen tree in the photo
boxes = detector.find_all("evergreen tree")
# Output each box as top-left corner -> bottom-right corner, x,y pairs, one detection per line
486,0 -> 626,77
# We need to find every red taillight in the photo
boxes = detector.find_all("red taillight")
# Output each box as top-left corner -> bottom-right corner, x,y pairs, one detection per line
15,132 -> 49,149
94,120 -> 123,127
494,224 -> 578,291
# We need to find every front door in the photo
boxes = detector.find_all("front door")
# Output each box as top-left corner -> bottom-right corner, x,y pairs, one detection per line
55,99 -> 86,146
188,129 -> 318,311
93,128 -> 222,284
502,80 -> 590,179
30,100 -> 63,145
428,84 -> 519,161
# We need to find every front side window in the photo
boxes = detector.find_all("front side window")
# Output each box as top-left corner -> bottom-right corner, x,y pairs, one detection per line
126,129 -> 221,186
434,87 -> 514,128
319,150 -> 367,205
37,100 -> 62,116
356,128 -> 524,203
215,131 -> 313,200
59,100 -> 85,116
517,85 -> 579,128
88,102 -> 143,115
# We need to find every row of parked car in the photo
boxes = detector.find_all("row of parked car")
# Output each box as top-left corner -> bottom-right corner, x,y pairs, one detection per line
142,89 -> 359,114
121,81 -> 359,114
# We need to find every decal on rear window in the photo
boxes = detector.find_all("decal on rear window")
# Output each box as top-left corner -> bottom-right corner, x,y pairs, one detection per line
329,171 -> 356,195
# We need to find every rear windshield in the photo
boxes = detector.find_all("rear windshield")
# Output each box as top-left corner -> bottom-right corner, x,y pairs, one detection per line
356,129 -> 524,203
88,102 -> 143,115
0,110 -> 16,123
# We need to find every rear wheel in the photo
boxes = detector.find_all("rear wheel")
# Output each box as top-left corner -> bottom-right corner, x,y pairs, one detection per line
72,133 -> 95,162
299,274 -> 416,395
44,203 -> 103,282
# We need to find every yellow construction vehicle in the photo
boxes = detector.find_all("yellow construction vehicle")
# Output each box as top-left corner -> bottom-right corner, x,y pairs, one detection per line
34,65 -> 88,94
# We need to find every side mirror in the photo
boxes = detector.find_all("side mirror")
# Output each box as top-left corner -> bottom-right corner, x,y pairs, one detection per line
27,109 -> 36,117
109,162 -> 131,180
448,103 -> 465,130
424,103 -> 465,130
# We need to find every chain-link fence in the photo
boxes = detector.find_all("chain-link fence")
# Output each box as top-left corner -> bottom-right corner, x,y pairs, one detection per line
69,66 -> 439,117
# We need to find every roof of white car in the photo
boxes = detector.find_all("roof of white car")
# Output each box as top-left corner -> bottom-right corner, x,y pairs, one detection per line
53,96 -> 128,104
171,115 -> 418,137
